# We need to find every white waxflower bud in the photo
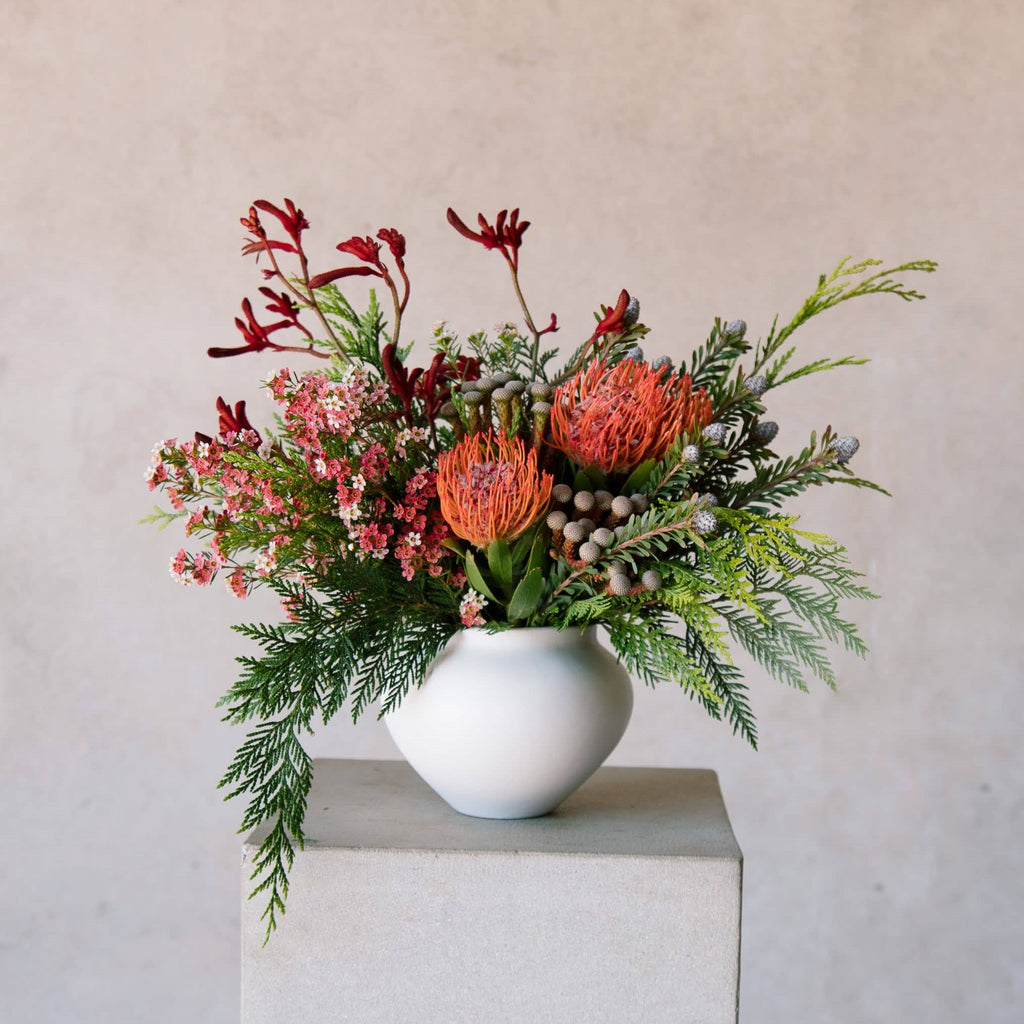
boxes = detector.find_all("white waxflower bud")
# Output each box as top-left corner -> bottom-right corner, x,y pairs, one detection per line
693,510 -> 718,536
699,493 -> 718,509
724,319 -> 746,339
682,444 -> 702,465
829,436 -> 860,464
752,420 -> 779,445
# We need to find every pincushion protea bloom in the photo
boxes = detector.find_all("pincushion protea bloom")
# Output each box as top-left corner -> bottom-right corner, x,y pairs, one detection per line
549,360 -> 713,475
438,432 -> 553,547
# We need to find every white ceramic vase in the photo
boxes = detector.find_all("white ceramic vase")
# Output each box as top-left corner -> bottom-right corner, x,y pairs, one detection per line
384,626 -> 633,819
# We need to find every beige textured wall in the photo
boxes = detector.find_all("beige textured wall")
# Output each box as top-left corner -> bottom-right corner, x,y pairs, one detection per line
2,2 -> 1021,1021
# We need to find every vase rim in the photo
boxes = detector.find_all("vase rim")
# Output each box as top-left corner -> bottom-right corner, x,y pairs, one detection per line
452,625 -> 599,649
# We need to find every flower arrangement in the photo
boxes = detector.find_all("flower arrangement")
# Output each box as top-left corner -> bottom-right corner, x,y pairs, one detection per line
145,198 -> 935,937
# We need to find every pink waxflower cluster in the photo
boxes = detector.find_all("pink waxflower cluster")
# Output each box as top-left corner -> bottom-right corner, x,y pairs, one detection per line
269,365 -> 388,459
459,589 -> 488,627
170,548 -> 224,587
147,361 -> 463,600
388,468 -> 450,580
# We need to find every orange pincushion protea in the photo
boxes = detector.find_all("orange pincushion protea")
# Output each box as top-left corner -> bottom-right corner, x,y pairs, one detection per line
549,360 -> 713,475
437,432 -> 554,547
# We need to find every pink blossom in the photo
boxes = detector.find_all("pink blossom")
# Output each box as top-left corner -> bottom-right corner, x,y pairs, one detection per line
459,588 -> 487,627
359,443 -> 389,483
356,521 -> 392,560
226,568 -> 248,599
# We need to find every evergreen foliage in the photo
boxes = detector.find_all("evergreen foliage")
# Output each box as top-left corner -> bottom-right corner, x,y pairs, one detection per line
215,557 -> 459,941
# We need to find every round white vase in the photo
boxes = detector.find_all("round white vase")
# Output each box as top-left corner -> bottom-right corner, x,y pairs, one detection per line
384,626 -> 633,819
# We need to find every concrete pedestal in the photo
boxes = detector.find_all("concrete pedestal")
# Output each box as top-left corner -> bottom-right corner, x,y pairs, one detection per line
242,759 -> 742,1024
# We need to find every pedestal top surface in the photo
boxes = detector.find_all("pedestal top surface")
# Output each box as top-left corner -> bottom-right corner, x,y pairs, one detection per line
245,759 -> 741,861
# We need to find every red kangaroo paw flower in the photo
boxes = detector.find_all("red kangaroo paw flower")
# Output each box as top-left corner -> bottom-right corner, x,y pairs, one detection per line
259,287 -> 312,339
382,343 -> 421,421
336,235 -> 384,269
207,346 -> 252,358
240,206 -> 265,237
253,198 -> 309,245
447,207 -> 530,269
591,289 -> 631,340
456,355 -> 482,382
215,397 -> 260,441
416,351 -> 459,421
307,266 -> 380,289
209,297 -> 297,358
539,312 -> 559,336
241,238 -> 299,256
377,227 -> 407,264
258,287 -> 300,320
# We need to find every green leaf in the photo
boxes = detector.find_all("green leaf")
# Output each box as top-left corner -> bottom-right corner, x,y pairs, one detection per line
527,527 -> 550,574
622,459 -> 656,494
573,469 -> 594,493
465,551 -> 499,603
487,539 -> 513,587
441,536 -> 467,556
510,528 -> 535,569
507,567 -> 544,622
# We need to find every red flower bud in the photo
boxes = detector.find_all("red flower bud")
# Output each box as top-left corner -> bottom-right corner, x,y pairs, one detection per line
446,207 -> 530,268
307,266 -> 380,289
336,235 -> 383,269
377,227 -> 407,264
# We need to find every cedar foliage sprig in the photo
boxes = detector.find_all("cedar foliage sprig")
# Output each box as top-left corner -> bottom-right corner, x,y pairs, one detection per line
216,558 -> 459,942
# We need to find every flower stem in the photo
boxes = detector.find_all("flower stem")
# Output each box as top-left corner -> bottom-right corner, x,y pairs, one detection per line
507,258 -> 542,378
265,246 -> 343,358
383,271 -> 404,349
